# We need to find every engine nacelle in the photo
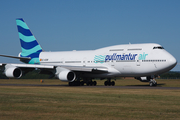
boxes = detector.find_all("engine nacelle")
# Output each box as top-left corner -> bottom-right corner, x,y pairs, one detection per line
5,66 -> 22,78
57,70 -> 76,82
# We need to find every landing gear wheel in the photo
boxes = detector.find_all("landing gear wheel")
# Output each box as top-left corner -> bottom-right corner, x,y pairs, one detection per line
104,80 -> 115,86
154,82 -> 157,86
149,80 -> 157,87
108,81 -> 111,86
86,81 -> 97,86
90,82 -> 93,86
149,82 -> 153,87
104,81 -> 108,86
93,81 -> 97,86
111,81 -> 115,86
80,81 -> 84,86
69,82 -> 73,86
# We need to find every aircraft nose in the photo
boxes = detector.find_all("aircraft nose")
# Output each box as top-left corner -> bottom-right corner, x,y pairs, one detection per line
169,56 -> 177,68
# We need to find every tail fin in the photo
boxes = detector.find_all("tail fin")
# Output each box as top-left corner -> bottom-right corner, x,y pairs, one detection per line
16,18 -> 43,64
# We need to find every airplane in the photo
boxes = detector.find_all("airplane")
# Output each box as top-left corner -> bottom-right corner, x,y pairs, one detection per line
0,18 -> 177,86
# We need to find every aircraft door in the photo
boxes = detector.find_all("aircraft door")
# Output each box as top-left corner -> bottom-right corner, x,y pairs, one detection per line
83,57 -> 86,67
107,59 -> 115,67
110,60 -> 115,67
136,60 -> 141,66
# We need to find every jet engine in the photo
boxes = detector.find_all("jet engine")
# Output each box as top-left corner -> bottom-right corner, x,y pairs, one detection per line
57,70 -> 76,82
5,66 -> 22,78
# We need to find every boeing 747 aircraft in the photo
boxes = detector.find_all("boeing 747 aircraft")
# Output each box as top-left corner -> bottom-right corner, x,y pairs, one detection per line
0,18 -> 177,86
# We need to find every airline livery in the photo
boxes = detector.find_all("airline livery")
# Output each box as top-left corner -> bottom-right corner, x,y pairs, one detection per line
0,18 -> 177,86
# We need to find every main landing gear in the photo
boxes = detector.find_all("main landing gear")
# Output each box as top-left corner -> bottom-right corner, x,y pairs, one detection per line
68,78 -> 97,86
69,81 -> 85,86
104,78 -> 115,86
68,78 -> 116,86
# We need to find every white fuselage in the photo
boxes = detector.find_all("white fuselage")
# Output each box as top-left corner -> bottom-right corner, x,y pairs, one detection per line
39,43 -> 177,78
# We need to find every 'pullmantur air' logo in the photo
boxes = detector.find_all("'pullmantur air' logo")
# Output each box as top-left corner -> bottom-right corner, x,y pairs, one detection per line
94,53 -> 148,63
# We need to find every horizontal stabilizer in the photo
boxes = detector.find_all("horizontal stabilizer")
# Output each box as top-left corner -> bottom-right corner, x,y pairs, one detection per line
0,54 -> 31,60
0,63 -> 54,69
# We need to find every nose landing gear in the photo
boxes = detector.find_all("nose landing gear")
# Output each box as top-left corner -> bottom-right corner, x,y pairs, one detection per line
149,79 -> 157,86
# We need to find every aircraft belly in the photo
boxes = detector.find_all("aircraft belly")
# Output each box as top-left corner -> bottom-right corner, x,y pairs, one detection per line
81,73 -> 119,78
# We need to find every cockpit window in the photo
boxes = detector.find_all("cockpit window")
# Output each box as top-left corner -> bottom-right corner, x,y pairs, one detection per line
153,46 -> 164,49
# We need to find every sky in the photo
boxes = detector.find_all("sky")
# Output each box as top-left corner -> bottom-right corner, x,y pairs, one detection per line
0,0 -> 180,71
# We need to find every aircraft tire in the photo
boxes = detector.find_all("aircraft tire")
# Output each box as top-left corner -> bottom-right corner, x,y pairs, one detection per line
154,82 -> 157,86
93,81 -> 97,86
111,81 -> 115,86
108,81 -> 111,86
149,82 -> 153,87
77,81 -> 80,86
104,81 -> 108,86
90,82 -> 93,86
149,81 -> 157,87
149,79 -> 158,87
69,82 -> 73,86
80,81 -> 84,86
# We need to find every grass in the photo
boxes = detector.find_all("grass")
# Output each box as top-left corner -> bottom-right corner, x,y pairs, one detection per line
1,78 -> 180,87
0,79 -> 180,120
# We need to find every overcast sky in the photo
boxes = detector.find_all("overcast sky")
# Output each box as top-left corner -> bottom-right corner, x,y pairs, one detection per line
0,0 -> 180,71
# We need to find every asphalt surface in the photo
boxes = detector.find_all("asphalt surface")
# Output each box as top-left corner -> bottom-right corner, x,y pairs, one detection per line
0,84 -> 180,89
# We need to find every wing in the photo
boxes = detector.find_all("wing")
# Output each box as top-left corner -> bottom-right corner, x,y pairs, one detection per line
0,63 -> 54,78
0,63 -> 108,81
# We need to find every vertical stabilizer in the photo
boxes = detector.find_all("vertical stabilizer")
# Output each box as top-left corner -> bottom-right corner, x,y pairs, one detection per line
16,18 -> 43,64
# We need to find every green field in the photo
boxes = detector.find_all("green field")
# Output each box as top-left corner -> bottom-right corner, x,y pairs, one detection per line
0,79 -> 180,120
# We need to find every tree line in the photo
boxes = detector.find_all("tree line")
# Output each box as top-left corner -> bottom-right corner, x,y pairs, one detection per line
159,71 -> 180,79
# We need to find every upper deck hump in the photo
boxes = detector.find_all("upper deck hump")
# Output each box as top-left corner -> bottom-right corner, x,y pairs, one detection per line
95,43 -> 161,52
